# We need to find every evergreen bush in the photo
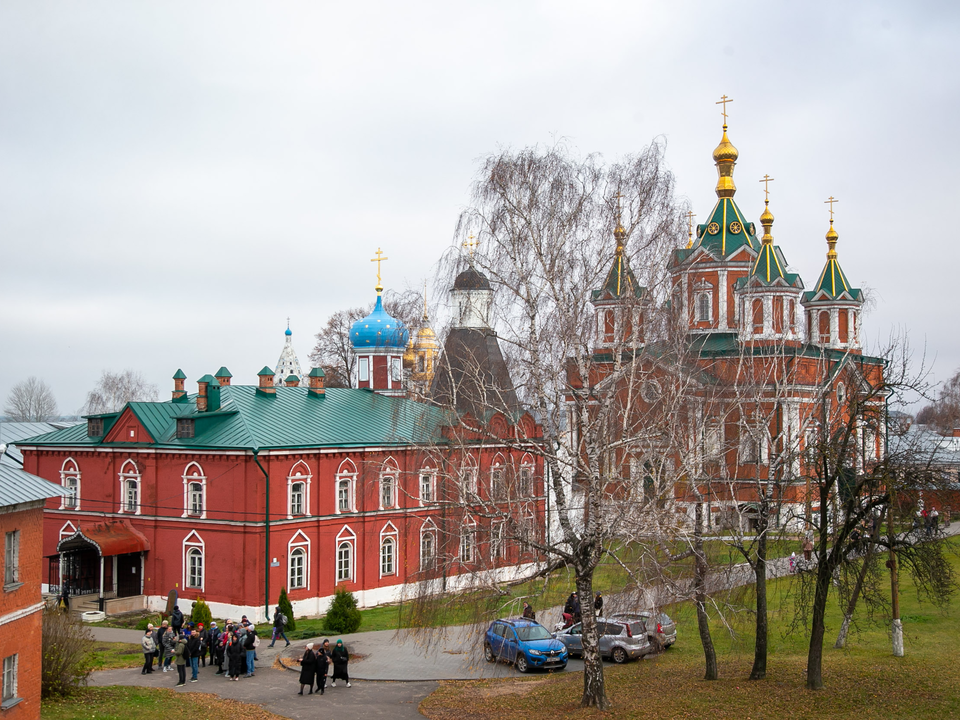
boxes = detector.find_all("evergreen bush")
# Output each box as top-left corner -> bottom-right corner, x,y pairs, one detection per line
277,587 -> 296,631
190,598 -> 213,627
322,587 -> 362,635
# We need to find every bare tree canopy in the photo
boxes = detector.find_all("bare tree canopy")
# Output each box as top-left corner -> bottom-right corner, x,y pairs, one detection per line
916,365 -> 960,433
81,369 -> 158,414
3,376 -> 58,421
416,141 -> 685,710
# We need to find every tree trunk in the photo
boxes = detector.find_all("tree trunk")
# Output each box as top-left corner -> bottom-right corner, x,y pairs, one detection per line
694,503 -> 718,681
806,554 -> 832,690
750,514 -> 768,679
834,546 -> 875,649
575,571 -> 609,709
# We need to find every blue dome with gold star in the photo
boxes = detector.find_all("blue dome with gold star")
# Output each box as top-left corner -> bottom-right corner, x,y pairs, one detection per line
351,295 -> 409,349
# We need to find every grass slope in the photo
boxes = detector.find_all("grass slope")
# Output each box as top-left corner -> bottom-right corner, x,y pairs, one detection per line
41,687 -> 285,720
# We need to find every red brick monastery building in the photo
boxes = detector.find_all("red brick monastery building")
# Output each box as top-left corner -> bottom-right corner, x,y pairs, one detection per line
21,270 -> 543,622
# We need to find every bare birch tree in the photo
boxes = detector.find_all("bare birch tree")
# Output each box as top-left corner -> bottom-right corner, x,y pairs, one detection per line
81,370 -> 158,414
4,377 -> 58,421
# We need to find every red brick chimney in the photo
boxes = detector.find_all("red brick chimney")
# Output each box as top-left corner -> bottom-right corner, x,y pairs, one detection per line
257,366 -> 276,396
172,369 -> 187,402
308,367 -> 326,397
284,375 -> 299,387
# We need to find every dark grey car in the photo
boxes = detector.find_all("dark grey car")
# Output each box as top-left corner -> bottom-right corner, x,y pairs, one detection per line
554,617 -> 653,663
611,611 -> 677,650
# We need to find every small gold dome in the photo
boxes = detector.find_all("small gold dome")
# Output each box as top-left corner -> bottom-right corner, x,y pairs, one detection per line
760,205 -> 774,225
712,128 -> 739,163
402,338 -> 417,368
825,221 -> 839,258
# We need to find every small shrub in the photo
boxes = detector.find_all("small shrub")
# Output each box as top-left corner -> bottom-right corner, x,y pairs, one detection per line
42,607 -> 93,698
190,598 -> 213,627
277,587 -> 296,632
322,587 -> 362,635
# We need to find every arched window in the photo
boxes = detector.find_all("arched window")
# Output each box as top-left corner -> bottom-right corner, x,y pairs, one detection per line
420,531 -> 435,571
460,518 -> 476,563
818,311 -> 831,344
419,465 -> 435,506
287,530 -> 310,590
336,459 -> 357,514
752,299 -> 764,335
838,307 -> 849,343
119,460 -> 141,514
336,526 -> 356,583
287,461 -> 311,518
183,531 -> 204,591
519,454 -> 535,497
182,462 -> 206,518
696,292 -> 712,322
772,296 -> 784,334
459,457 -> 479,502
380,459 -> 398,509
380,538 -> 395,576
489,455 -> 506,501
60,458 -> 80,510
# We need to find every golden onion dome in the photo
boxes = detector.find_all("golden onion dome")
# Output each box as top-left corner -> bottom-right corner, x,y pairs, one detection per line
415,325 -> 439,349
402,338 -> 416,368
825,221 -> 839,259
760,204 -> 774,226
712,127 -> 739,163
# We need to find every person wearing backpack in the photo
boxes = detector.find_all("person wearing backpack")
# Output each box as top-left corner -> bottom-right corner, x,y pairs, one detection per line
269,605 -> 291,648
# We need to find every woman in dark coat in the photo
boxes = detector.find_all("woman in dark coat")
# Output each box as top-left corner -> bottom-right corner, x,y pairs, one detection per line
298,643 -> 317,695
330,639 -> 350,687
316,643 -> 329,695
226,631 -> 245,681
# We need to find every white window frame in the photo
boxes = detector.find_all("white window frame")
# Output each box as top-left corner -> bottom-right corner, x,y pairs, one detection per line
419,520 -> 437,571
519,454 -> 534,498
379,459 -> 399,510
288,530 -> 310,590
183,531 -> 204,592
379,522 -> 398,578
4,531 -> 20,588
336,526 -> 356,583
2,654 -> 18,707
695,291 -> 712,322
181,462 -> 206,519
419,468 -> 436,506
286,461 -> 312,519
335,460 -> 357,514
490,520 -> 505,561
489,456 -> 506,501
460,459 -> 479,502
390,356 -> 403,382
59,458 -> 81,510
358,357 -> 370,383
459,518 -> 476,564
119,459 -> 141,515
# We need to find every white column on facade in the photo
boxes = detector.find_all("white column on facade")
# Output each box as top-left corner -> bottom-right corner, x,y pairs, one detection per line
718,269 -> 728,329
830,308 -> 840,349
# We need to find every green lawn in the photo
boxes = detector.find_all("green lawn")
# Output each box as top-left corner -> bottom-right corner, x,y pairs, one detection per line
42,686 -> 284,720
86,641 -> 144,670
421,538 -> 960,720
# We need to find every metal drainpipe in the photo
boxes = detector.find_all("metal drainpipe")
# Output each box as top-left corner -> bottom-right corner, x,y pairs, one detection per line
253,450 -> 270,622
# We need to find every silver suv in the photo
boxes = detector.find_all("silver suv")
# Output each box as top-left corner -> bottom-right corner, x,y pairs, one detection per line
554,617 -> 653,663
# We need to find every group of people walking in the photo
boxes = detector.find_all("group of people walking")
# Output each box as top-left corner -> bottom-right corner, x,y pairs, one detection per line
297,639 -> 350,696
140,606 -> 263,686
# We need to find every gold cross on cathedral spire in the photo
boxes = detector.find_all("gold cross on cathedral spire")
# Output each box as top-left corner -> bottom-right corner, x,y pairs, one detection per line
685,210 -> 696,248
370,247 -> 388,293
824,195 -> 839,221
716,94 -> 733,126
759,174 -> 775,201
463,233 -> 479,258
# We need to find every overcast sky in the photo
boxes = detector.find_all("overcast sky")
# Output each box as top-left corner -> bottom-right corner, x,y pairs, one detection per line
1,1 -> 958,414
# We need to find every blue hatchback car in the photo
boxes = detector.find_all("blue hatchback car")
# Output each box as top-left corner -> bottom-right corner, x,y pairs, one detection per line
484,618 -> 568,672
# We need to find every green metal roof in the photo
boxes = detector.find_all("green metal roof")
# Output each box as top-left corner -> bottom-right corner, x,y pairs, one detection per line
173,369 -> 187,380
803,254 -> 861,303
215,367 -> 233,378
694,197 -> 758,258
591,249 -> 644,302
18,386 -> 449,451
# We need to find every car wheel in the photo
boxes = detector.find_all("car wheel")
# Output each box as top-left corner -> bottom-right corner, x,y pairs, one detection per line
515,653 -> 529,673
484,644 -> 495,663
612,647 -> 628,664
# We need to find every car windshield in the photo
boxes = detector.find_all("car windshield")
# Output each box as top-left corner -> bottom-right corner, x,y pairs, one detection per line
516,625 -> 552,641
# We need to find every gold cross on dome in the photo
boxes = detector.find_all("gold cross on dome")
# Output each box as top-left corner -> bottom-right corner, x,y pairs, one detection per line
716,94 -> 734,125
370,247 -> 388,288
824,195 -> 839,221
684,210 -> 696,248
759,174 -> 775,201
463,233 -> 479,257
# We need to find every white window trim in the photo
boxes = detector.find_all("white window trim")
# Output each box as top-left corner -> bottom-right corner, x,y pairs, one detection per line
58,521 -> 77,542
287,461 -> 312,519
459,518 -> 476,564
489,455 -> 506,501
379,459 -> 399,510
119,459 -> 141,515
419,521 -> 437,571
418,468 -> 436,506
335,525 -> 356,583
460,459 -> 479,502
181,462 -> 207,519
183,531 -> 204,593
490,520 -> 505,561
59,458 -> 81,511
335,460 -> 357,514
519,454 -> 535,498
379,522 -> 399,578
2,654 -> 18,707
358,357 -> 370,383
287,530 -> 310,591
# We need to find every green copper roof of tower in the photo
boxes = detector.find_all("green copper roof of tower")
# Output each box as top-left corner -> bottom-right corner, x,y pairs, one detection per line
745,243 -> 802,287
803,255 -> 861,302
591,250 -> 644,301
695,197 -> 758,258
